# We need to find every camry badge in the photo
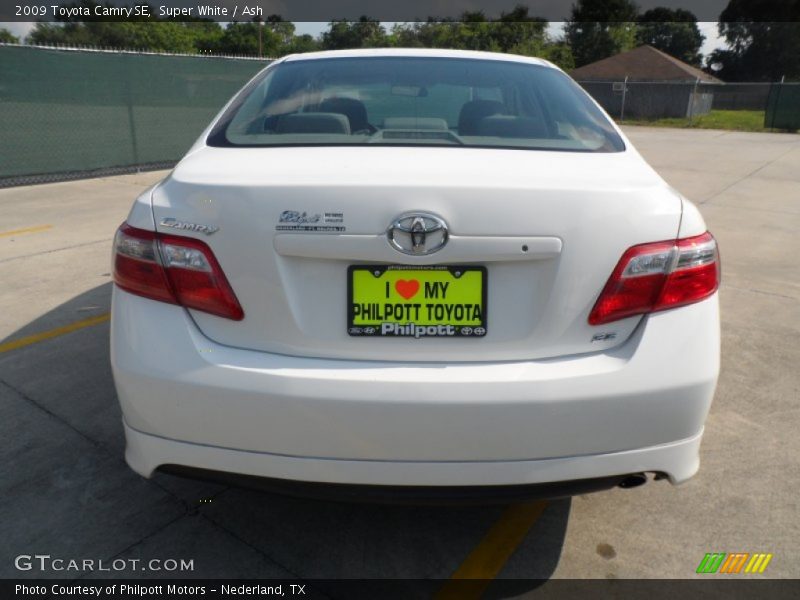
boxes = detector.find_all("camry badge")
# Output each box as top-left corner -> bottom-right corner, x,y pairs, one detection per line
159,218 -> 219,235
387,212 -> 448,255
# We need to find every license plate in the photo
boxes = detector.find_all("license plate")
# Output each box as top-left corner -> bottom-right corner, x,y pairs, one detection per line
348,265 -> 487,338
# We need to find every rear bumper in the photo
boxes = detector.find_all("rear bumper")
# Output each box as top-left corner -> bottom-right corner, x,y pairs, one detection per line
126,421 -> 702,490
111,288 -> 719,487
156,464 -> 645,505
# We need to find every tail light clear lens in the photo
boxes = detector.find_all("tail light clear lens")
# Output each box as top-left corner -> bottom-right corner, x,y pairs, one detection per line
589,232 -> 719,325
113,226 -> 176,304
113,223 -> 244,321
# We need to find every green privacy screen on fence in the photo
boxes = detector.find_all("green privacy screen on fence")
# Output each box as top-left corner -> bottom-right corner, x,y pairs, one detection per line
0,45 -> 270,183
765,83 -> 800,131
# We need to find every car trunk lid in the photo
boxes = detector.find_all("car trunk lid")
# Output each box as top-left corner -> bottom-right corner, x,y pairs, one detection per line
151,145 -> 682,362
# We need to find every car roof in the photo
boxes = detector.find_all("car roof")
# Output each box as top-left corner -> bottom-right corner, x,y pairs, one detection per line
280,48 -> 558,70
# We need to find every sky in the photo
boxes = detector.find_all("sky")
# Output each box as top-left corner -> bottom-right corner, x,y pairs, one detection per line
1,20 -> 726,59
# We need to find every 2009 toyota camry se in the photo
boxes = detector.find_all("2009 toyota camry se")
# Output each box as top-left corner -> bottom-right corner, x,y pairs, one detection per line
110,48 -> 720,501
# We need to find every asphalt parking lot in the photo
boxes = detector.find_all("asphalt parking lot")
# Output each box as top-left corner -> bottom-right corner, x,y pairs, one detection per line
1,127 -> 798,590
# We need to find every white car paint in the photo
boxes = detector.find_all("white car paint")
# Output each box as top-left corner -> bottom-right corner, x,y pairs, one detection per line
111,49 -> 720,496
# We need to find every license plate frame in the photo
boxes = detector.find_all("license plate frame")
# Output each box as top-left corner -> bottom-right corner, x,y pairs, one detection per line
347,265 -> 487,338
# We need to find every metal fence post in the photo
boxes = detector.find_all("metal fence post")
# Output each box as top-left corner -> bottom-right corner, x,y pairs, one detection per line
768,76 -> 786,131
688,77 -> 700,124
620,75 -> 628,121
124,54 -> 141,170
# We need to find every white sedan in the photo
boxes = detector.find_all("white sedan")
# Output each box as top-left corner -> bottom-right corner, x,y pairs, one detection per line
111,48 -> 720,502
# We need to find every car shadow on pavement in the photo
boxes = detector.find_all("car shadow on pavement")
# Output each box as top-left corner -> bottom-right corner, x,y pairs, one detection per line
0,283 -> 569,587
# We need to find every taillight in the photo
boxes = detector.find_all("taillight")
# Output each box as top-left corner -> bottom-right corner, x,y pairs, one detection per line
589,232 -> 719,325
113,223 -> 244,321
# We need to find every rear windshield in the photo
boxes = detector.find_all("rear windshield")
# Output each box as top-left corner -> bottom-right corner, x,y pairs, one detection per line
208,56 -> 625,153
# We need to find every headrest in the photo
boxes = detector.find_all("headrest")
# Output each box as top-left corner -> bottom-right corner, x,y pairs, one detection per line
274,113 -> 351,135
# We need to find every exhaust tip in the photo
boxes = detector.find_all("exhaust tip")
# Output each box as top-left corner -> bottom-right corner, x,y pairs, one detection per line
618,473 -> 648,489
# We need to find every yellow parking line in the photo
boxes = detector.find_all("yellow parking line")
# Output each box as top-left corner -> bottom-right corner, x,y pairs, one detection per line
0,224 -> 53,238
0,313 -> 110,354
436,501 -> 548,600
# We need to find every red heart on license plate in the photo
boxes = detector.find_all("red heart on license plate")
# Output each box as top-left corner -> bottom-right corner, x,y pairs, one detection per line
395,279 -> 420,300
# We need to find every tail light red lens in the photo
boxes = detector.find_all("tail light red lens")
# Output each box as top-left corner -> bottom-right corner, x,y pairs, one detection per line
113,223 -> 244,321
589,232 -> 719,326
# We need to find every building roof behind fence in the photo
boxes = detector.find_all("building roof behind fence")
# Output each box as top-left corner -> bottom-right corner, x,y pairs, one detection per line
570,45 -> 723,83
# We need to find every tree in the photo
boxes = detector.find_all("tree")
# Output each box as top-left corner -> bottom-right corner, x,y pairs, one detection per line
707,0 -> 800,81
26,2 -> 226,54
214,20 -> 274,56
494,5 -> 548,53
0,28 -> 19,43
637,8 -> 704,66
389,5 -> 557,59
448,12 -> 503,52
447,6 -> 548,54
282,34 -> 319,55
266,15 -> 295,51
28,20 -> 220,53
565,0 -> 639,67
187,21 -> 224,54
321,17 -> 388,50
390,21 -> 459,49
540,42 -> 576,71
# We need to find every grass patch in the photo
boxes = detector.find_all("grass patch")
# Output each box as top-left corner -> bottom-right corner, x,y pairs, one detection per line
624,110 -> 771,132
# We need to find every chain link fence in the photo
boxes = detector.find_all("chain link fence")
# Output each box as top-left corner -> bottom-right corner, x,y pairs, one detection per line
577,79 -> 800,131
0,44 -> 271,187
